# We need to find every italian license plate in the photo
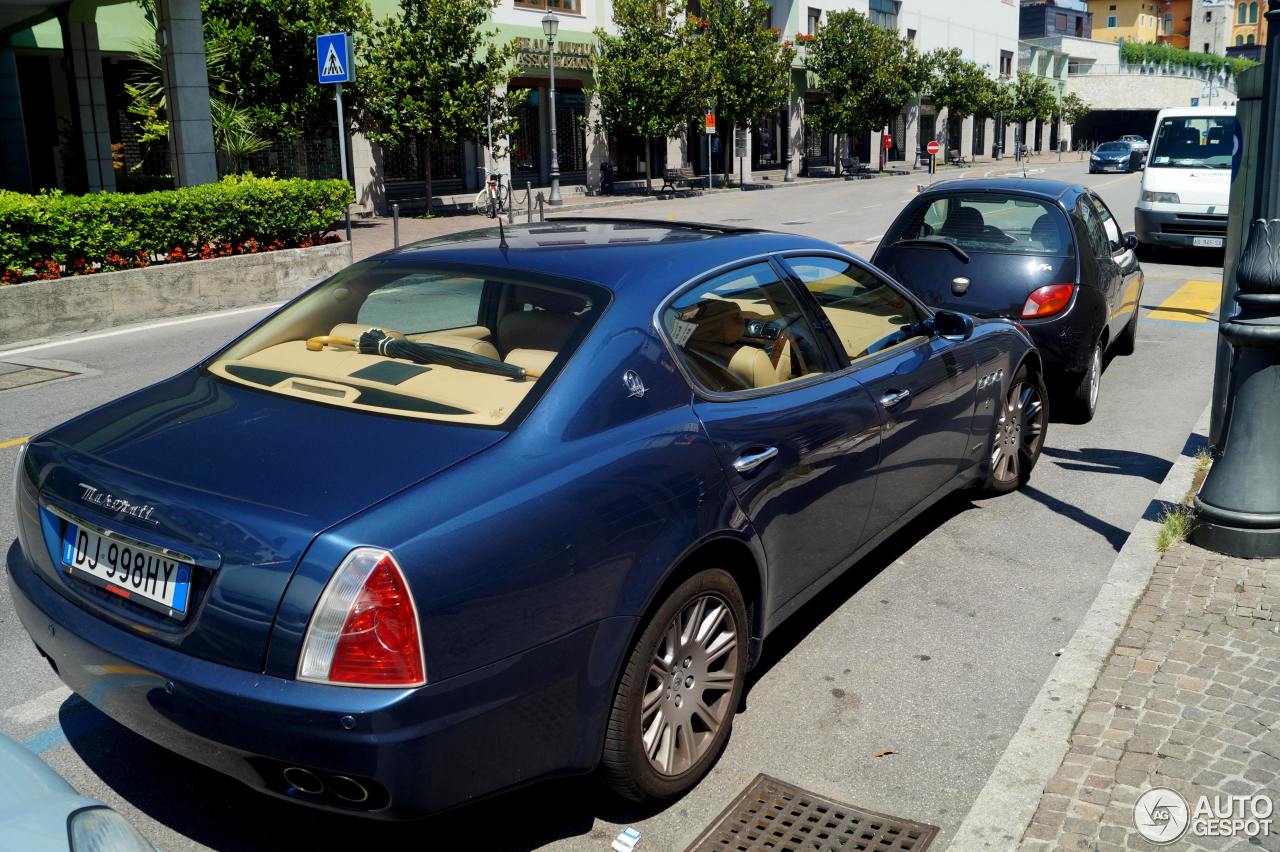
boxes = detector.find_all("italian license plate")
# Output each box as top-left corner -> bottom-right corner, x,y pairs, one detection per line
1193,236 -> 1224,248
61,523 -> 192,617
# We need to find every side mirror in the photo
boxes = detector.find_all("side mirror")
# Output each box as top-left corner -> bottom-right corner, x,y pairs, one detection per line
931,309 -> 974,340
1123,232 -> 1138,251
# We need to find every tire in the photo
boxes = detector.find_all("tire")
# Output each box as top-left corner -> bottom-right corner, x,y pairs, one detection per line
983,364 -> 1048,494
1114,309 -> 1138,356
1066,339 -> 1104,423
473,189 -> 493,217
600,569 -> 748,803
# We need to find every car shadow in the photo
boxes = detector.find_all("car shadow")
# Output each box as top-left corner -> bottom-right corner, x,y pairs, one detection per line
1040,445 -> 1172,483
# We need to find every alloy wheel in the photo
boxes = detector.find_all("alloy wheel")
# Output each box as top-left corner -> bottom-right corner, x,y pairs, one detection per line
640,593 -> 739,777
1088,345 -> 1102,412
991,379 -> 1046,484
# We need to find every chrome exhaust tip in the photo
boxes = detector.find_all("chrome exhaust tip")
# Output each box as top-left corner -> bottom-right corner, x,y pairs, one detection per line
328,775 -> 370,803
282,766 -> 324,795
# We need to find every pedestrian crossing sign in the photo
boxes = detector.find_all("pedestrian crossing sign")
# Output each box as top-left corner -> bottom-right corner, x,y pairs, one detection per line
317,32 -> 352,84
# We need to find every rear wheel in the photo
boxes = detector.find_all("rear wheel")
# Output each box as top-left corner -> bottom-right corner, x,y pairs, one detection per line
1066,340 -> 1103,423
1114,309 -> 1138,356
984,364 -> 1048,494
600,569 -> 747,802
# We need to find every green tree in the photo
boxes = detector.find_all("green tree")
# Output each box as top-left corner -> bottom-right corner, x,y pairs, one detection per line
1008,70 -> 1057,150
1060,91 -> 1090,128
924,47 -> 991,146
804,9 -> 915,172
200,0 -> 374,140
590,0 -> 707,191
700,0 -> 794,184
357,0 -> 517,210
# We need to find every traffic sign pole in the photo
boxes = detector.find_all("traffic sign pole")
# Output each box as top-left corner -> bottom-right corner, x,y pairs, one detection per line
336,82 -> 348,184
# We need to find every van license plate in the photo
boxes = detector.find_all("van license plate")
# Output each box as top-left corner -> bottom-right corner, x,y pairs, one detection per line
1193,237 -> 1224,248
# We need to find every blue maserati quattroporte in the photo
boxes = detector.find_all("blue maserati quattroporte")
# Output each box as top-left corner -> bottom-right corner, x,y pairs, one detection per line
9,219 -> 1046,818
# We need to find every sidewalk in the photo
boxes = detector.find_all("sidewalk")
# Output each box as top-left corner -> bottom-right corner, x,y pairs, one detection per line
1019,541 -> 1280,851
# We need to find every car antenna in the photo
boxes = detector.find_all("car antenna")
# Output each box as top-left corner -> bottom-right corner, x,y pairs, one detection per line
498,215 -> 509,252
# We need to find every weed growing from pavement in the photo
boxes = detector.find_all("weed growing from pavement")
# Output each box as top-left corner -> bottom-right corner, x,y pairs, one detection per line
1156,448 -> 1214,552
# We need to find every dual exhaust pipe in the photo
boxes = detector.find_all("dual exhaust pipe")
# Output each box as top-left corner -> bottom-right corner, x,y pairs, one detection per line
282,766 -> 371,804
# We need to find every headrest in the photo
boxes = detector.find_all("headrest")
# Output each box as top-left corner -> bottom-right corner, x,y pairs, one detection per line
510,286 -> 588,316
942,206 -> 984,235
1030,214 -> 1057,246
688,300 -> 744,345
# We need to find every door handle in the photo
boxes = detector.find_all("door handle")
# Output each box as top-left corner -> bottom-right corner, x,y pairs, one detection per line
733,447 -> 778,473
880,389 -> 911,408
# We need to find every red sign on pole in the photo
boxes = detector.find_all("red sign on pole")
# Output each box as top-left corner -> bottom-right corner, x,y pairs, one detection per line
883,134 -> 893,150
705,113 -> 716,134
926,140 -> 941,156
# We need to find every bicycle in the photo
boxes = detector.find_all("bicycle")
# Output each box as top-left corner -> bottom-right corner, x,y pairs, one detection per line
473,167 -> 512,218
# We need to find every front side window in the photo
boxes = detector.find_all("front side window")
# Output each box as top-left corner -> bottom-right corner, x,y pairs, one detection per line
1149,114 -> 1237,169
887,194 -> 1075,257
785,256 -> 926,362
661,263 -> 828,394
210,263 -> 606,426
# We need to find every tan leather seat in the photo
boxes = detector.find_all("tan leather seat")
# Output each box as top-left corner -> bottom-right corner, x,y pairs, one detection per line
497,288 -> 587,357
504,348 -> 556,376
682,301 -> 792,390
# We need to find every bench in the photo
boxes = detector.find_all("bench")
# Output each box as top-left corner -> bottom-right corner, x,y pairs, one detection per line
660,167 -> 698,194
840,156 -> 873,178
947,149 -> 969,167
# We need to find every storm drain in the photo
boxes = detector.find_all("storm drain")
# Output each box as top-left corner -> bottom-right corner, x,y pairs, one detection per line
685,774 -> 938,852
0,362 -> 77,391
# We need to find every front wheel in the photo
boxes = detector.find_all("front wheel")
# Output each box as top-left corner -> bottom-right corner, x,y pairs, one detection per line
600,569 -> 747,803
473,188 -> 494,217
984,364 -> 1048,494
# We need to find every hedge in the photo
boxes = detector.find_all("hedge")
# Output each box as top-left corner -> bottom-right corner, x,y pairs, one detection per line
1119,41 -> 1259,78
0,175 -> 354,284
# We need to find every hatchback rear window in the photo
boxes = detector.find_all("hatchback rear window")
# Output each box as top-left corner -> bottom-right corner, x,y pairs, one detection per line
208,261 -> 607,427
889,194 -> 1074,257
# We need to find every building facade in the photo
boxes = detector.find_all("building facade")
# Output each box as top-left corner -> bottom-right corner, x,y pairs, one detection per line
1156,0 -> 1192,47
1231,0 -> 1265,46
1020,0 -> 1093,40
1188,0 -> 1236,54
1087,0 -> 1169,41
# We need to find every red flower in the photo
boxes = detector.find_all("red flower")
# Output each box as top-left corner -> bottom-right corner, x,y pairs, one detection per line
168,246 -> 186,262
1,268 -> 22,284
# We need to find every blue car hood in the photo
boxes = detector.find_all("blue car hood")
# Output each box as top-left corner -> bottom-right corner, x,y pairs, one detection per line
18,369 -> 504,672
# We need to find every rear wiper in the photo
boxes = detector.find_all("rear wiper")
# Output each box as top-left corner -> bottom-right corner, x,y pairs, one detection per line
889,238 -> 971,263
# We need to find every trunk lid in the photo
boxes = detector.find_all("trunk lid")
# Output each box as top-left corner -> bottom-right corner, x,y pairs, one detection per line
22,369 -> 504,672
873,245 -> 1077,319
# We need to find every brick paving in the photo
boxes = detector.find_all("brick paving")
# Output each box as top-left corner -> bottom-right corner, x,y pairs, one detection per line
1019,541 -> 1280,851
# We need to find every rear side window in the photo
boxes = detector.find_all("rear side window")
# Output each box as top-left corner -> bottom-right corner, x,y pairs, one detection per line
889,194 -> 1075,257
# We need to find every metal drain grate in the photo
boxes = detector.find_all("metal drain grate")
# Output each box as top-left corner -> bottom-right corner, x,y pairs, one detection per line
686,774 -> 938,852
0,362 -> 76,391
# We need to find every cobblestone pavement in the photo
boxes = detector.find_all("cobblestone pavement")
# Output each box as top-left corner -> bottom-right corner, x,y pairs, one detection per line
1019,542 -> 1280,851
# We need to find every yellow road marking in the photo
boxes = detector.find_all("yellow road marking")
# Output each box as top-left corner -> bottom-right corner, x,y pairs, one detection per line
1146,280 -> 1221,323
0,436 -> 30,449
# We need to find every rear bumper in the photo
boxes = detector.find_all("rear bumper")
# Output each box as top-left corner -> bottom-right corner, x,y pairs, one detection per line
1018,289 -> 1106,379
1135,207 -> 1228,248
7,541 -> 634,820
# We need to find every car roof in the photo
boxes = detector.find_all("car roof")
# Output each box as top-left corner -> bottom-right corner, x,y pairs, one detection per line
913,177 -> 1082,204
376,218 -> 842,294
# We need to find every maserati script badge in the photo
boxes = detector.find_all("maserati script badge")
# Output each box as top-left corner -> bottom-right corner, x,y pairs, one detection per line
78,483 -> 159,524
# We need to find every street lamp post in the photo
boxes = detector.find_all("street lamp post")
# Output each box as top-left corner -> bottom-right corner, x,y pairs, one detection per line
1192,0 -> 1280,557
542,12 -> 564,206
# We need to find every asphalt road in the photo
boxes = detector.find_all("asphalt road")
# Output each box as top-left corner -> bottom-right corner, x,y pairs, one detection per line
0,158 -> 1225,851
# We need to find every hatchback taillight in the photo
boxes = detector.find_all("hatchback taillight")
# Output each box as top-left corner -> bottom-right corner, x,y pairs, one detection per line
1021,284 -> 1075,318
298,548 -> 426,687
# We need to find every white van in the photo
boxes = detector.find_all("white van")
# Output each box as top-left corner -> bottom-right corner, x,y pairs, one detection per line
1134,106 -> 1238,251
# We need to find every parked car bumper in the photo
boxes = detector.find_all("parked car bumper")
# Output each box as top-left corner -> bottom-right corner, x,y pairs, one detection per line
7,542 -> 634,820
1016,289 -> 1107,379
1135,206 -> 1228,248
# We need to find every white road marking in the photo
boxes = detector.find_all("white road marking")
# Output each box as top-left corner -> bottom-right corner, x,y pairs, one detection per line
4,685 -> 72,726
828,209 -> 848,215
0,303 -> 279,358
862,204 -> 881,209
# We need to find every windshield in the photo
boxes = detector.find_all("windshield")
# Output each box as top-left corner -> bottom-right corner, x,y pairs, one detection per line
1149,115 -> 1236,169
1097,143 -> 1128,153
209,261 -> 607,426
890,194 -> 1075,257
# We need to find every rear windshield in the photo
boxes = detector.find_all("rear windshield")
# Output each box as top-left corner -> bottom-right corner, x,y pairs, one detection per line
1096,142 -> 1128,152
888,194 -> 1075,257
1149,115 -> 1236,169
208,262 -> 607,427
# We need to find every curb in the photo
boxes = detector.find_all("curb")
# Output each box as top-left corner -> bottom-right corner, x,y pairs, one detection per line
947,402 -> 1213,851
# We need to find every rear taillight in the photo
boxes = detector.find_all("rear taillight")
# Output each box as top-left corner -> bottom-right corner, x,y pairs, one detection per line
298,548 -> 426,687
1021,284 -> 1075,318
